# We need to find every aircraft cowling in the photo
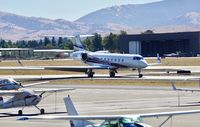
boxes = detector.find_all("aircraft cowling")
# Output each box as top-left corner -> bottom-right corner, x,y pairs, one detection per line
81,53 -> 88,61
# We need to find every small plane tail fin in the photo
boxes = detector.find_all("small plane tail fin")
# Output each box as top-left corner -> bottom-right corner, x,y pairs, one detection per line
64,96 -> 93,127
171,82 -> 177,90
64,95 -> 79,116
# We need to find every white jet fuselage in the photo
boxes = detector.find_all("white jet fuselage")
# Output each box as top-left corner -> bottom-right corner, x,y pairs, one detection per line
71,51 -> 148,69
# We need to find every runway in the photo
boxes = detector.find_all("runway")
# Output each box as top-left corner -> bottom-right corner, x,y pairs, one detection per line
0,74 -> 200,82
1,84 -> 200,127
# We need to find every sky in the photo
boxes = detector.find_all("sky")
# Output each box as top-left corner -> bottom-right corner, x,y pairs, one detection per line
0,0 -> 162,21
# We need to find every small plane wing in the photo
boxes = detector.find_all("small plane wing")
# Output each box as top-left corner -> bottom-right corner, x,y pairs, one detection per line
139,110 -> 200,118
33,88 -> 75,93
172,83 -> 200,92
0,88 -> 74,96
18,110 -> 200,121
23,81 -> 49,88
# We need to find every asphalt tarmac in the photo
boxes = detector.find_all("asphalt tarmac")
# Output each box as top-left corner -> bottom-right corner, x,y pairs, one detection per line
1,84 -> 200,127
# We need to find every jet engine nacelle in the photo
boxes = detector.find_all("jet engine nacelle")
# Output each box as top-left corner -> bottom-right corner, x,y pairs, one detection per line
81,53 -> 88,61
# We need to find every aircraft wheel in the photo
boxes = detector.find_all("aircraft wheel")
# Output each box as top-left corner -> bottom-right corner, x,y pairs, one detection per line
18,110 -> 23,115
109,71 -> 115,77
88,72 -> 94,78
139,74 -> 143,78
40,108 -> 45,114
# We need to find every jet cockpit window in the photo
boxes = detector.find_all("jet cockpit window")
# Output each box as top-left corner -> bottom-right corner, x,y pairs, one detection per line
133,57 -> 143,60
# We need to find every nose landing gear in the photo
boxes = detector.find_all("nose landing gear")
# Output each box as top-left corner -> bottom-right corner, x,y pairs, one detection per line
138,69 -> 143,78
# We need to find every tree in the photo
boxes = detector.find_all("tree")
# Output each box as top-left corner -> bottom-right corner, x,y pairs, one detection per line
52,37 -> 57,48
44,37 -> 51,47
103,33 -> 118,52
92,33 -> 103,51
64,40 -> 73,50
83,38 -> 93,51
58,37 -> 64,48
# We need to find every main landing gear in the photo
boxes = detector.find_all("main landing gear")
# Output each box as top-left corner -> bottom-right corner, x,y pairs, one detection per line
86,69 -> 95,78
18,106 -> 45,115
109,70 -> 117,77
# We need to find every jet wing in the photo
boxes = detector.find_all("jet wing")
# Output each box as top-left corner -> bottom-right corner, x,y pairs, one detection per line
43,66 -> 112,72
18,110 -> 200,121
0,88 -> 74,96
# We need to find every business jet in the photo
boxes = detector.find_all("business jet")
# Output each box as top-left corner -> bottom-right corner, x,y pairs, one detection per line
19,96 -> 200,127
51,35 -> 161,78
0,88 -> 74,115
0,78 -> 48,90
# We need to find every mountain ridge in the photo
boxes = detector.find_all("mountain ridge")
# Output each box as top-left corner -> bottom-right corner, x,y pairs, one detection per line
1,0 -> 200,41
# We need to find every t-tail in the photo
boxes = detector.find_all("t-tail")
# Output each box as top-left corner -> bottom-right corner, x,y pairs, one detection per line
171,82 -> 177,90
73,35 -> 85,51
64,96 -> 93,127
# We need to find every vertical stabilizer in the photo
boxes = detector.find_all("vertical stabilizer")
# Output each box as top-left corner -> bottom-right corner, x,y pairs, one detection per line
73,35 -> 85,51
64,96 -> 93,127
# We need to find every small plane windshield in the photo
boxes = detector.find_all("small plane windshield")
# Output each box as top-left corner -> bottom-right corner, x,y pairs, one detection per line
101,117 -> 142,127
133,57 -> 143,60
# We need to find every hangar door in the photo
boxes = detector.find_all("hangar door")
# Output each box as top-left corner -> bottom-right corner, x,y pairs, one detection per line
129,41 -> 141,54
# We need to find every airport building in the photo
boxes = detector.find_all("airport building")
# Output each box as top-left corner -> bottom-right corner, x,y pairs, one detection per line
119,31 -> 200,57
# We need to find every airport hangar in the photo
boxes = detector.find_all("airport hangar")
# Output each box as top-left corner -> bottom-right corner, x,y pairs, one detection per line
119,31 -> 200,57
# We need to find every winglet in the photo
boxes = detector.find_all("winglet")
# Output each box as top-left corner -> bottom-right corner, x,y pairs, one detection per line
171,82 -> 177,90
157,53 -> 161,64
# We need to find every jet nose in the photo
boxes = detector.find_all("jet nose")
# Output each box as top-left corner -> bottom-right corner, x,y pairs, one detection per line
140,60 -> 148,68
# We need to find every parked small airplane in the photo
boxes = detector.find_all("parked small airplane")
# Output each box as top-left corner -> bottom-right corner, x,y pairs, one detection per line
45,35 -> 161,78
0,88 -> 74,115
19,96 -> 200,127
0,78 -> 48,90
